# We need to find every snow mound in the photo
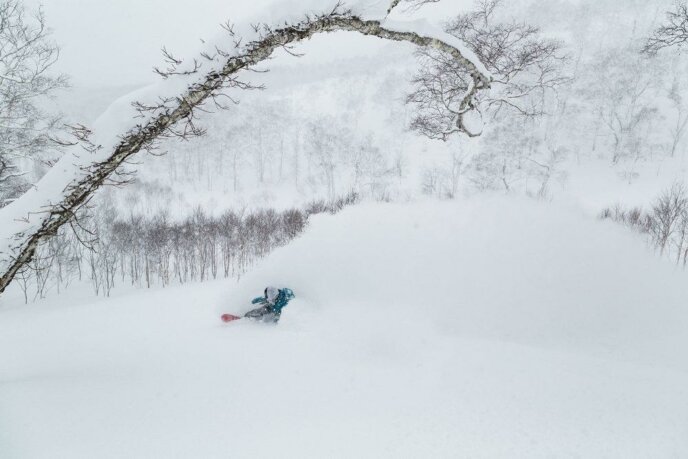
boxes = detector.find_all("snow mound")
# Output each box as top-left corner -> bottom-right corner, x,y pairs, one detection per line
232,197 -> 688,367
2,197 -> 688,457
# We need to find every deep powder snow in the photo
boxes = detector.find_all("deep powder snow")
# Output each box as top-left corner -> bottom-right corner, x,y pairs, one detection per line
1,197 -> 687,458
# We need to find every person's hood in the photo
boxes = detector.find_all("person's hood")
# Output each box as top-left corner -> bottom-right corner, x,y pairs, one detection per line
266,286 -> 280,303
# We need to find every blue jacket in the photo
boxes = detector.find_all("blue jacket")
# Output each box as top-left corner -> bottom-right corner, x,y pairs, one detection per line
251,288 -> 295,313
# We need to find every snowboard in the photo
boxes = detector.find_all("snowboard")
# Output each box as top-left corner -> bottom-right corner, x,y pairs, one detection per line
221,313 -> 242,323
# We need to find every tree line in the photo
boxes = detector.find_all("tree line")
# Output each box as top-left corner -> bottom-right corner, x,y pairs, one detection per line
600,183 -> 688,267
13,192 -> 358,302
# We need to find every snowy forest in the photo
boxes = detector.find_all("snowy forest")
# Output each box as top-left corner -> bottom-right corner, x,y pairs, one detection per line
4,0 -> 688,300
2,0 -> 688,457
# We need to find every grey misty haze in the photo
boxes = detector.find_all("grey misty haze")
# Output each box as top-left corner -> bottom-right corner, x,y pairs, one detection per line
28,0 -> 395,88
26,0 -> 268,86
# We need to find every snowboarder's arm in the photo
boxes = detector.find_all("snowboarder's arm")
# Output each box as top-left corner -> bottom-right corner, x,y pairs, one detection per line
251,296 -> 267,305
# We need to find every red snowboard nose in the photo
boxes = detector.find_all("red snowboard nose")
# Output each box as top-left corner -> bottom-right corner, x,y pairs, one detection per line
221,314 -> 241,323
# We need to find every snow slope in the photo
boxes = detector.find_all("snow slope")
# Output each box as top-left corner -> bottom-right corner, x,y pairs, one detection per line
2,197 -> 688,458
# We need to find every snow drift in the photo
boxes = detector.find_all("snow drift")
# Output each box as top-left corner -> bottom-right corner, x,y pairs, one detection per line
1,197 -> 688,457
232,197 -> 688,367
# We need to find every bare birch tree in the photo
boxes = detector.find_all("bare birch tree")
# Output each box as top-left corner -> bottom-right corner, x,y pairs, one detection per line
667,71 -> 688,157
406,0 -> 565,140
0,0 -> 67,206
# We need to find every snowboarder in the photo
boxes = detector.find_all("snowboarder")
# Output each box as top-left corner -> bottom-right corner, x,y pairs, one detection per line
244,286 -> 295,323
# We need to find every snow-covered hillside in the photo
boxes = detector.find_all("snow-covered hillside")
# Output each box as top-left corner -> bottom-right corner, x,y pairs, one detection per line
2,197 -> 687,458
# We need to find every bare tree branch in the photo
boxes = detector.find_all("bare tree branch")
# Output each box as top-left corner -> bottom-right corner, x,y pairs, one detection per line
387,0 -> 439,15
406,0 -> 566,140
643,2 -> 688,55
0,7 -> 490,294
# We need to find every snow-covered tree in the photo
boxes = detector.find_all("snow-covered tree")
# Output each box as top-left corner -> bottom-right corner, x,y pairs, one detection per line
0,0 -> 67,206
406,0 -> 566,140
666,63 -> 688,157
0,0 -> 492,294
581,42 -> 661,163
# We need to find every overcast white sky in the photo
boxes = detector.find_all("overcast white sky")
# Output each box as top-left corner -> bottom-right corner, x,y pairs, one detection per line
26,0 -> 469,88
27,0 -> 275,87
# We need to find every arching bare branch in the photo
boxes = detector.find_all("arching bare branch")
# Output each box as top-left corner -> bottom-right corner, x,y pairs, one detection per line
0,6 -> 491,294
